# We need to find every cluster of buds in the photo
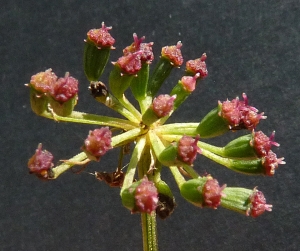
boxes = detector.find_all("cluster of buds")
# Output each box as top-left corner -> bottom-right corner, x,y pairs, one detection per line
27,69 -> 78,117
27,22 -> 284,223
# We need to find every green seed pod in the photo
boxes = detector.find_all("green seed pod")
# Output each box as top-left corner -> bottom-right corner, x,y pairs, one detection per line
84,40 -> 111,81
130,62 -> 149,101
48,95 -> 77,117
223,134 -> 257,158
155,180 -> 176,219
29,87 -> 49,115
158,142 -> 182,166
221,187 -> 253,215
228,158 -> 265,175
121,180 -> 141,212
180,177 -> 208,207
109,65 -> 134,99
196,106 -> 229,138
147,57 -> 174,97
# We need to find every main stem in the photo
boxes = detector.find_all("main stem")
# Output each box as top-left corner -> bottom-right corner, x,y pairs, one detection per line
138,144 -> 158,251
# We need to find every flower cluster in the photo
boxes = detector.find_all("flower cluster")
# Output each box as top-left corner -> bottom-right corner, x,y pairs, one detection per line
27,69 -> 78,116
27,22 -> 284,226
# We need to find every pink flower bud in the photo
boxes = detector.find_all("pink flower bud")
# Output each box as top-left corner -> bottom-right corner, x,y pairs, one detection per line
152,94 -> 176,117
180,73 -> 201,92
82,127 -> 112,161
30,69 -> 57,93
247,189 -> 272,217
251,131 -> 280,157
202,179 -> 226,209
49,72 -> 79,103
28,143 -> 54,178
134,177 -> 158,214
219,93 -> 266,130
262,150 -> 285,176
178,135 -> 201,165
186,53 -> 208,78
87,22 -> 115,48
116,51 -> 142,75
161,41 -> 183,67
123,33 -> 154,63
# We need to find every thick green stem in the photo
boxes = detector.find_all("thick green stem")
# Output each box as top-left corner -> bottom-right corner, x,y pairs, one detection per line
141,212 -> 158,251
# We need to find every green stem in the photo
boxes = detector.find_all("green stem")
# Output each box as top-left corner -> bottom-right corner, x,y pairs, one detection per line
121,136 -> 147,192
40,110 -> 138,130
118,94 -> 142,122
183,164 -> 200,179
141,212 -> 158,251
169,166 -> 185,188
155,123 -> 199,136
50,152 -> 88,179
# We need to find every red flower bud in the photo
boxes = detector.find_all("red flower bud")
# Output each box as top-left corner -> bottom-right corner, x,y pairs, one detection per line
82,127 -> 112,161
180,73 -> 201,92
161,41 -> 183,67
49,72 -> 78,103
247,189 -> 272,217
186,53 -> 208,78
178,135 -> 201,165
152,94 -> 176,117
87,22 -> 115,48
134,177 -> 159,214
28,143 -> 54,178
116,51 -> 142,75
262,150 -> 285,176
30,69 -> 57,93
219,93 -> 266,130
251,131 -> 279,157
123,33 -> 154,63
202,178 -> 226,209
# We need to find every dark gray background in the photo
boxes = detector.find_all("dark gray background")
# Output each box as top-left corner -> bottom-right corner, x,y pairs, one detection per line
1,1 -> 299,250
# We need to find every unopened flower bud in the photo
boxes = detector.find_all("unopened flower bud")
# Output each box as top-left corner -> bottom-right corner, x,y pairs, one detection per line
123,33 -> 154,63
84,22 -> 115,81
161,41 -> 183,67
28,143 -> 54,179
116,51 -> 142,75
28,69 -> 57,115
82,127 -> 112,161
180,177 -> 225,208
170,73 -> 201,111
186,53 -> 208,78
158,135 -> 201,166
177,135 -> 201,165
48,72 -> 79,116
142,94 -> 176,126
247,189 -> 273,217
29,68 -> 57,93
121,176 -> 158,214
262,150 -> 285,176
152,94 -> 176,117
49,72 -> 78,103
251,131 -> 279,157
219,93 -> 266,131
